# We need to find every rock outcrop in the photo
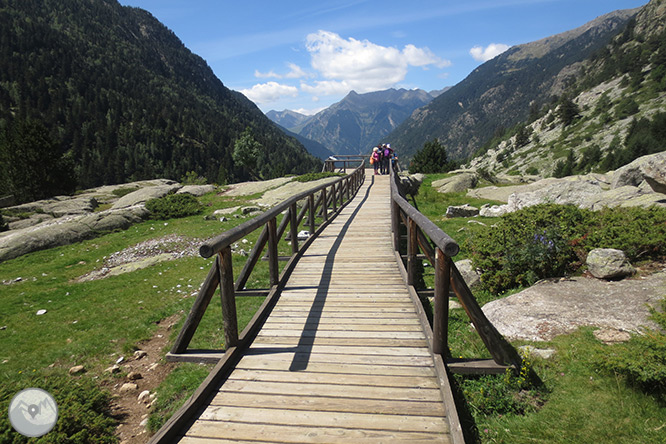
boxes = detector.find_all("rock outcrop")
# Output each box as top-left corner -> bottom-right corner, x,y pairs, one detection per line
464,153 -> 666,216
482,271 -> 666,341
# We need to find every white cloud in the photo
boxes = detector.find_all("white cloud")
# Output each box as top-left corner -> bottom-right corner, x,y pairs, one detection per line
240,81 -> 298,104
254,63 -> 310,80
470,43 -> 510,62
301,30 -> 450,96
254,69 -> 280,79
285,63 -> 309,79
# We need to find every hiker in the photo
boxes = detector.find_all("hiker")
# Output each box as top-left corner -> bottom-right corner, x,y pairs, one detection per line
371,146 -> 381,175
381,144 -> 393,174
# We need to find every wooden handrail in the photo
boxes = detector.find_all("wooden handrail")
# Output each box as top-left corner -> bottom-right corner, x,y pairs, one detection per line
170,162 -> 366,359
389,164 -> 523,373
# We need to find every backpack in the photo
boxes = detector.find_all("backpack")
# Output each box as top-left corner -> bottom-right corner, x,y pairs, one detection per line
383,147 -> 390,157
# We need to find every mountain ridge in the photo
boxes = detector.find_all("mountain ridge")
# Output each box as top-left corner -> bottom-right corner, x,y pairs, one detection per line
385,8 -> 639,161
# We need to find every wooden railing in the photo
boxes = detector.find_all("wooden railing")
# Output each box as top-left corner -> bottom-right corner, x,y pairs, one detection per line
389,166 -> 524,375
322,155 -> 367,173
167,162 -> 366,361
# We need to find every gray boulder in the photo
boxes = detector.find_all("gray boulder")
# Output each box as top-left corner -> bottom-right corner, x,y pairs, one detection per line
641,153 -> 666,194
398,173 -> 424,196
0,206 -> 149,263
611,151 -> 666,193
433,173 -> 477,194
455,259 -> 481,289
445,204 -> 479,218
177,185 -> 216,197
111,183 -> 181,209
586,248 -> 635,280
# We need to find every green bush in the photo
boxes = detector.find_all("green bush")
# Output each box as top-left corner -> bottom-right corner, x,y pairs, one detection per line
467,204 -> 666,295
145,193 -> 203,220
593,297 -> 666,402
111,186 -> 139,197
0,375 -> 117,443
467,204 -> 591,294
0,213 -> 7,232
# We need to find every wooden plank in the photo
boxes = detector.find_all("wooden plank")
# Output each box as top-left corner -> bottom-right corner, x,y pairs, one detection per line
228,369 -> 440,389
196,406 -> 449,433
184,421 -> 450,443
208,392 -> 445,416
246,343 -> 432,357
235,355 -> 437,376
218,379 -> 443,402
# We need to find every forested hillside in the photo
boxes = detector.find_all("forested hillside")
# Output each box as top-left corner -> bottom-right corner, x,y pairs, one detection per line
385,8 -> 637,161
468,0 -> 666,177
0,0 -> 320,204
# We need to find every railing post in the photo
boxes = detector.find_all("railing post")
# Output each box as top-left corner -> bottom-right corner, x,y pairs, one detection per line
267,217 -> 279,286
321,187 -> 328,221
218,247 -> 238,348
289,203 -> 298,255
346,176 -> 351,202
433,248 -> 450,357
407,217 -> 418,286
392,200 -> 401,253
339,181 -> 344,207
308,194 -> 315,236
331,184 -> 337,212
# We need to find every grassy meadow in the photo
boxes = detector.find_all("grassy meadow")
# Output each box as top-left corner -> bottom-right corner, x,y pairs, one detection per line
1,172 -> 665,443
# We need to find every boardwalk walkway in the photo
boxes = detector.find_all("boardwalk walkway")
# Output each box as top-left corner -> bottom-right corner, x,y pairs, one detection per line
177,174 -> 455,443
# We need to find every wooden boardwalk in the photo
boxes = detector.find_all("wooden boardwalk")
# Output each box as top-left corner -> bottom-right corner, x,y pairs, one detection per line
177,174 -> 456,443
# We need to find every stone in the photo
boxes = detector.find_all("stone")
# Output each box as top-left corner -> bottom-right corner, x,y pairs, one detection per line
119,383 -> 139,393
593,328 -> 632,344
69,365 -> 85,375
127,371 -> 143,380
455,259 -> 482,289
641,152 -> 666,194
213,206 -> 241,216
586,248 -> 635,280
241,206 -> 262,215
519,345 -> 556,360
105,365 -> 121,374
0,205 -> 150,262
479,203 -> 510,218
138,390 -> 151,403
398,173 -> 424,196
445,204 -> 479,218
482,272 -> 665,341
111,183 -> 181,209
176,185 -> 216,196
434,173 -> 478,194
134,350 -> 147,360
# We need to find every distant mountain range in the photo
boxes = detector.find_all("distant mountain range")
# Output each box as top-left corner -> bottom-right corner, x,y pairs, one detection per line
386,8 -> 639,161
267,88 -> 447,157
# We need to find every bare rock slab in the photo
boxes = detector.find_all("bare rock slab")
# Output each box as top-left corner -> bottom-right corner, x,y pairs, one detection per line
482,272 -> 666,342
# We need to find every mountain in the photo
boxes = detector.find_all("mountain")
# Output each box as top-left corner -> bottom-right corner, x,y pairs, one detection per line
276,125 -> 335,160
281,88 -> 438,156
266,110 -> 312,131
0,0 -> 320,204
385,8 -> 639,161
467,0 -> 666,177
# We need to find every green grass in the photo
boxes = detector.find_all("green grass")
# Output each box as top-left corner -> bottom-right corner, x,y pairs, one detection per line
414,175 -> 666,444
0,188 -> 313,440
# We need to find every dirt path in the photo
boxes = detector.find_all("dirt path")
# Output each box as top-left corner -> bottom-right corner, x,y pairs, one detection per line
103,314 -> 180,444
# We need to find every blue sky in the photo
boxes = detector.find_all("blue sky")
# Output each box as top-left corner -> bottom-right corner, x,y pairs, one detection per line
119,0 -> 647,115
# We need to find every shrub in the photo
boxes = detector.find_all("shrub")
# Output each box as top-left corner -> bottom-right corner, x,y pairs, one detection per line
180,171 -> 208,185
467,204 -> 591,294
145,193 -> 203,220
0,213 -> 7,232
467,204 -> 666,295
111,186 -> 139,197
593,297 -> 666,402
0,375 -> 117,443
